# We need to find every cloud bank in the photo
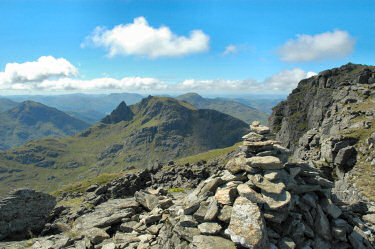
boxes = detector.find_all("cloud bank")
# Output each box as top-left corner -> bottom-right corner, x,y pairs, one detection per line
83,17 -> 210,58
0,57 -> 316,94
0,56 -> 78,86
278,29 -> 355,62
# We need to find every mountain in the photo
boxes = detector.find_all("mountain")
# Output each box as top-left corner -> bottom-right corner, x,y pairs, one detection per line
234,96 -> 285,114
176,93 -> 269,124
66,110 -> 106,124
0,96 -> 249,195
0,101 -> 90,150
5,92 -> 144,114
269,63 -> 375,202
0,98 -> 19,112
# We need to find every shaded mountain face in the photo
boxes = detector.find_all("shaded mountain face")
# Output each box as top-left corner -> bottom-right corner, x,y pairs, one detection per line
101,101 -> 134,124
269,63 -> 375,201
0,101 -> 90,150
0,96 -> 249,195
0,98 -> 19,112
176,93 -> 269,125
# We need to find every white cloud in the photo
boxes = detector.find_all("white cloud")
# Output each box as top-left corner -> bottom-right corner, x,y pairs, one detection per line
278,29 -> 355,62
0,56 -> 78,87
0,57 -> 315,94
223,45 -> 237,55
83,17 -> 210,58
263,68 -> 317,91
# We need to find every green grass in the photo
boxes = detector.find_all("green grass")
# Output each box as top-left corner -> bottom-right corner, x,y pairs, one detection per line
167,188 -> 185,194
175,141 -> 242,165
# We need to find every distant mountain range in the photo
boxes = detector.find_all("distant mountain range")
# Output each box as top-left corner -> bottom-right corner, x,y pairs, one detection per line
0,98 -> 19,112
0,96 -> 249,195
2,93 -> 145,124
0,101 -> 90,150
176,93 -> 269,124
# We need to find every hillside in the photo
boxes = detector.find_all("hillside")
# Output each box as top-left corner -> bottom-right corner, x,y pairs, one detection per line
0,101 -> 90,150
0,98 -> 19,112
269,63 -> 375,202
0,96 -> 249,195
176,93 -> 269,124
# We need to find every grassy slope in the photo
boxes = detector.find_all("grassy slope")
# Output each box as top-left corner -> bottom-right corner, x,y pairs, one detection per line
0,96 -> 249,196
51,141 -> 241,198
0,98 -> 19,112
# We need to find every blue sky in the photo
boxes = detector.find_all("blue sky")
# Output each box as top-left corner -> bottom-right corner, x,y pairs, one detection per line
0,0 -> 374,95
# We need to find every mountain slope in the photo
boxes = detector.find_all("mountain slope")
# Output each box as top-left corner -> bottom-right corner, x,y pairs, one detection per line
269,63 -> 375,201
0,98 -> 19,112
176,93 -> 269,124
0,101 -> 90,150
0,96 -> 249,195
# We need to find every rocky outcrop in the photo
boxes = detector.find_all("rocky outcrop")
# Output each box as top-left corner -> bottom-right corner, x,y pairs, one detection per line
0,189 -> 56,241
3,122 -> 374,249
269,63 -> 375,206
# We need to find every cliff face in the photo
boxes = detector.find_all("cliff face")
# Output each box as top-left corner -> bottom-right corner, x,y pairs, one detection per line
269,63 -> 375,202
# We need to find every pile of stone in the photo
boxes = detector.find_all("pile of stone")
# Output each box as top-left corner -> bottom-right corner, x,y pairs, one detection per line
1,122 -> 375,249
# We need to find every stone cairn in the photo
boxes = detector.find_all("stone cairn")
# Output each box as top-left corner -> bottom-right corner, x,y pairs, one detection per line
1,122 -> 375,248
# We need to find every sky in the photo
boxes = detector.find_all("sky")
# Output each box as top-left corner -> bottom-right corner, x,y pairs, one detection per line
0,0 -> 374,96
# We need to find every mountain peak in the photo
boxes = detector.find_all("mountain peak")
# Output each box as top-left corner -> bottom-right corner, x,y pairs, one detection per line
101,101 -> 134,124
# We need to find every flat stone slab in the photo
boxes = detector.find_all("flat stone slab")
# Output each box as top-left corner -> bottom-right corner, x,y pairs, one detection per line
262,190 -> 291,210
192,235 -> 237,249
249,174 -> 285,194
225,197 -> 269,249
246,156 -> 283,170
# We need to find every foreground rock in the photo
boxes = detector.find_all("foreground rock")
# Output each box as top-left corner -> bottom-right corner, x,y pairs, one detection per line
0,189 -> 56,241
1,122 -> 375,249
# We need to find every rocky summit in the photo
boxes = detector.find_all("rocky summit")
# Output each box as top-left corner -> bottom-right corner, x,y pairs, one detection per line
1,121 -> 375,249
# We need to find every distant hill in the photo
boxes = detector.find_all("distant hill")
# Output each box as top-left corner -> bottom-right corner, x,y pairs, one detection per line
176,93 -> 269,124
66,110 -> 106,124
0,101 -> 90,150
0,96 -> 249,195
0,98 -> 19,112
234,96 -> 285,114
4,93 -> 144,114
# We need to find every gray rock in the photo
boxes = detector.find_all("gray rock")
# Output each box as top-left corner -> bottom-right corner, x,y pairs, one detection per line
246,156 -> 283,170
198,222 -> 222,235
262,189 -> 291,210
217,205 -> 232,223
135,190 -> 159,211
225,197 -> 269,248
320,197 -> 342,219
192,235 -> 236,249
314,204 -> 332,241
84,227 -> 110,244
0,189 -> 56,240
204,199 -> 219,221
214,185 -> 238,205
237,183 -> 265,204
249,174 -> 285,194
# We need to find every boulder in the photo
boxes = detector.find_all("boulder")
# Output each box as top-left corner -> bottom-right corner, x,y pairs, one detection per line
135,190 -> 159,211
0,189 -> 56,240
225,197 -> 269,248
249,174 -> 285,194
